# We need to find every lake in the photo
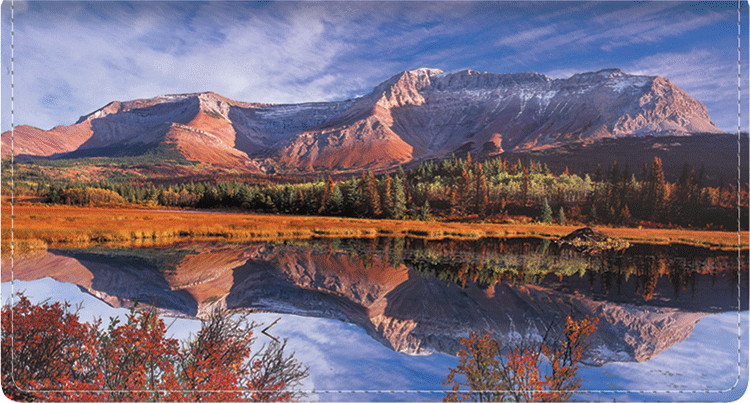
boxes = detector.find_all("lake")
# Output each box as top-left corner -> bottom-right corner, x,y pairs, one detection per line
2,236 -> 747,401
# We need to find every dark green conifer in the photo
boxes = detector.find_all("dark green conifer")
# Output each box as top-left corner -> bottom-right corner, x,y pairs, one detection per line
391,175 -> 407,219
540,197 -> 552,224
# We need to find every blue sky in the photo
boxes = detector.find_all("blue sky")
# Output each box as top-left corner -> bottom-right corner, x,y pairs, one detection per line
1,1 -> 748,133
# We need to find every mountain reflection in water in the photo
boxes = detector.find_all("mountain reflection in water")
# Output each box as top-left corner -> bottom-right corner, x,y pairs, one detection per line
3,237 -> 746,365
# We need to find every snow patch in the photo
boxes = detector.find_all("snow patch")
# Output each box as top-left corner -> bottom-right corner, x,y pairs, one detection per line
608,76 -> 652,93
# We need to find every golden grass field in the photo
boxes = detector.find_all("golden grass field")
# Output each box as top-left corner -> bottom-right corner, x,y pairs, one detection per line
2,203 -> 748,254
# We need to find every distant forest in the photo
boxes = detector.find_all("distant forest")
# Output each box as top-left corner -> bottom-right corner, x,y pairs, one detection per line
25,154 -> 749,230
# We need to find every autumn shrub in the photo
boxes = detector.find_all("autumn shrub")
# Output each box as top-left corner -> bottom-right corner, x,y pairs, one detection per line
444,315 -> 599,402
1,295 -> 101,401
1,295 -> 308,402
55,187 -> 126,207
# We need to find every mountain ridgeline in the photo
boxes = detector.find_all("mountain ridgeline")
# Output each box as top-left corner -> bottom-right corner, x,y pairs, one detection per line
1,68 -> 724,173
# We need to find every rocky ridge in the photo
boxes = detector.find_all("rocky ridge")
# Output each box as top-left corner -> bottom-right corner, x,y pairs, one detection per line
1,68 -> 722,172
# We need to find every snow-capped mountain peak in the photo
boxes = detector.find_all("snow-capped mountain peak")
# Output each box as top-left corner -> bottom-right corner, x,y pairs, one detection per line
2,68 -> 723,171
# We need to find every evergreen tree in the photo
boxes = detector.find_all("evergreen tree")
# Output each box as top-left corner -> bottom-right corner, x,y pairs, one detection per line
644,157 -> 667,220
608,161 -> 621,213
621,163 -> 631,202
327,184 -> 344,215
540,197 -> 553,224
420,200 -> 431,220
555,186 -> 565,209
541,163 -> 550,175
688,166 -> 704,205
396,165 -> 406,179
391,175 -> 407,220
341,180 -> 363,217
409,202 -> 419,220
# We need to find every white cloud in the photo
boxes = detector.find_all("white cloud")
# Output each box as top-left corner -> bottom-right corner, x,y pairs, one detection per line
496,26 -> 556,48
3,2 -> 404,130
0,1 -> 743,135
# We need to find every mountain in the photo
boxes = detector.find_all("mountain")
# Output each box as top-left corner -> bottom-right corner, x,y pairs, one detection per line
1,68 -> 723,172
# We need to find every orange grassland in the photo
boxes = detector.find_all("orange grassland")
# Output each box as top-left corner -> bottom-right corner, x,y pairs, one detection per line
2,203 -> 748,254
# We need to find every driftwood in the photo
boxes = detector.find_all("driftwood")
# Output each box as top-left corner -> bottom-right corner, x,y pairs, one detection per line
556,227 -> 630,254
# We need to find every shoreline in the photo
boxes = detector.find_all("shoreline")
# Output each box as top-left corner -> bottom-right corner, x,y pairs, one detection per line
2,203 -> 747,253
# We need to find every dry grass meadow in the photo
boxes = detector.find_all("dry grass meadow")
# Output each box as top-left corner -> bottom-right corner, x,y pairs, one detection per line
2,203 -> 747,254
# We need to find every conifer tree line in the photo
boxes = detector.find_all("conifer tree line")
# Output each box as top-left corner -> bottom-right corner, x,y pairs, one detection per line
40,155 -> 747,229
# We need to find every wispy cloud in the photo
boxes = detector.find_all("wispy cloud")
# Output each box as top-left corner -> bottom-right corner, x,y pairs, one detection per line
3,2 -> 484,130
0,1 -> 744,133
590,7 -> 728,50
495,26 -> 556,47
494,2 -> 733,63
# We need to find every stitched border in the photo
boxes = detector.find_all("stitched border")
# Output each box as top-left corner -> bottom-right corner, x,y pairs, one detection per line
4,0 -> 748,399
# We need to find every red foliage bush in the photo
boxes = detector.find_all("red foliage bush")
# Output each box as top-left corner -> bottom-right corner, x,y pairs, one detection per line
1,295 -> 307,402
444,315 -> 599,402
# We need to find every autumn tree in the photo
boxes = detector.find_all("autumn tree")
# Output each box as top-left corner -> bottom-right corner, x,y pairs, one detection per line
451,168 -> 474,217
178,310 -> 307,402
362,171 -> 382,217
1,295 -> 308,402
474,163 -> 489,218
450,186 -> 462,216
98,308 -> 181,401
318,176 -> 335,214
444,315 -> 599,402
557,207 -> 566,225
1,295 -> 101,401
381,175 -> 394,218
620,204 -> 631,226
521,165 -> 530,207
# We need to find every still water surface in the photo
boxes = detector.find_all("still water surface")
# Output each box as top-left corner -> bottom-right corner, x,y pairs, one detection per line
2,236 -> 747,401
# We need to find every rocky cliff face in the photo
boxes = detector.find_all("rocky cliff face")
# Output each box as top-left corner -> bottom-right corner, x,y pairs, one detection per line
1,68 -> 722,171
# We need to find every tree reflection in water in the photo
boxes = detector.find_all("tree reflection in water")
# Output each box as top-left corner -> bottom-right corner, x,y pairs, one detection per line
365,237 -> 746,306
4,236 -> 746,365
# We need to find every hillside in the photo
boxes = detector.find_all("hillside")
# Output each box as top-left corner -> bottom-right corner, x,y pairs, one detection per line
1,68 -> 724,173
